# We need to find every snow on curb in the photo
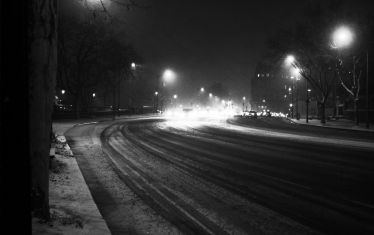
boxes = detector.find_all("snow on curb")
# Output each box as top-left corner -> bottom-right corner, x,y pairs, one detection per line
38,124 -> 111,235
54,134 -> 73,157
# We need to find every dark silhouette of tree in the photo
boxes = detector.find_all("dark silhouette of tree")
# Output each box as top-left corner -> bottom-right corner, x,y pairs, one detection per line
29,0 -> 57,220
336,55 -> 363,124
97,37 -> 141,118
58,19 -> 110,118
28,0 -> 143,221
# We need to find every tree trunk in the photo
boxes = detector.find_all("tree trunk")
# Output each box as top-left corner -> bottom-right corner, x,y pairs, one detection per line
320,101 -> 326,124
29,0 -> 57,220
354,98 -> 359,126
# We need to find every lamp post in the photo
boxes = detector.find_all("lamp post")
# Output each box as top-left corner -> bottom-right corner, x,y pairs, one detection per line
160,69 -> 176,111
285,55 -> 297,118
242,96 -> 246,112
331,25 -> 370,127
131,62 -> 136,70
154,91 -> 159,113
199,87 -> 205,107
290,67 -> 301,119
306,88 -> 311,123
173,94 -> 178,109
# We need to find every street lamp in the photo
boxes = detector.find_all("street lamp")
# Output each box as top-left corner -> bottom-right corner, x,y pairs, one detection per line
61,89 -> 65,95
285,55 -> 295,65
154,91 -> 159,112
163,69 -> 176,85
292,68 -> 301,120
200,87 -> 205,92
331,26 -> 354,49
242,96 -> 246,112
173,94 -> 178,109
92,93 -> 96,98
209,93 -> 213,98
306,88 -> 311,123
285,56 -> 301,119
331,25 -> 369,128
131,62 -> 136,70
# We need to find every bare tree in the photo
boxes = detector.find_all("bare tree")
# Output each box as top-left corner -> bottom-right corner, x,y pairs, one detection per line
336,55 -> 363,124
58,19 -> 110,118
97,37 -> 140,118
29,0 -> 143,220
264,1 -> 366,124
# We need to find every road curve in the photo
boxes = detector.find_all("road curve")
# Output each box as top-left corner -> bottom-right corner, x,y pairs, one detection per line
77,117 -> 374,234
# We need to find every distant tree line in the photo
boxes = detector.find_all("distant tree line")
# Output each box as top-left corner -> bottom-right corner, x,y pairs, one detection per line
57,1 -> 142,118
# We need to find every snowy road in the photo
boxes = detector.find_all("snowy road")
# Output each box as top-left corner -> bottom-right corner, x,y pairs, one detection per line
67,117 -> 374,234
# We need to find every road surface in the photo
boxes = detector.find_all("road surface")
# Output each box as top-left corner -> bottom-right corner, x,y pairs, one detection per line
66,116 -> 374,235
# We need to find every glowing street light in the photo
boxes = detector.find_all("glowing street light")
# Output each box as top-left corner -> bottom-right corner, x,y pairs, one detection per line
153,91 -> 159,113
242,96 -> 246,112
331,25 -> 369,128
331,26 -> 354,49
163,69 -> 176,84
209,93 -> 213,98
200,87 -> 205,92
61,89 -> 65,95
285,55 -> 295,65
173,94 -> 178,99
92,93 -> 96,98
131,62 -> 136,70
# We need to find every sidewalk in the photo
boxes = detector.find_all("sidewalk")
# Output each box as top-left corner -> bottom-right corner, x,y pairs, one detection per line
32,114 -> 161,234
32,119 -> 113,234
290,118 -> 374,132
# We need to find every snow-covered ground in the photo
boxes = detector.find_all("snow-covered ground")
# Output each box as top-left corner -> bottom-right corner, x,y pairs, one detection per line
32,122 -> 111,235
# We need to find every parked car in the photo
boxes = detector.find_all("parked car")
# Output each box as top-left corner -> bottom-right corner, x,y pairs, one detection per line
243,110 -> 257,118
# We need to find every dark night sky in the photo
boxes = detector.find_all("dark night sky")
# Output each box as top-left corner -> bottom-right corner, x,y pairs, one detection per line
107,0 -> 308,101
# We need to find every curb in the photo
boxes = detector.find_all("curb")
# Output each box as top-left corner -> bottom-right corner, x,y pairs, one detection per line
288,118 -> 374,133
49,130 -> 111,234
